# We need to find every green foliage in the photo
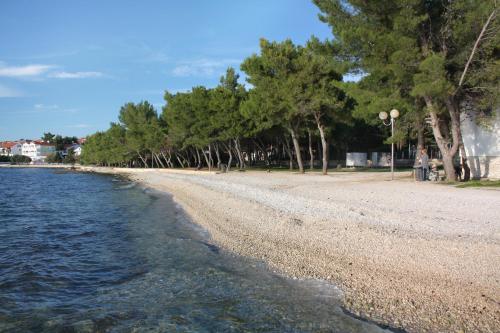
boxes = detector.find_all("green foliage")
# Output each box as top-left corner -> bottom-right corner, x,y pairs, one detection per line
294,38 -> 354,133
64,148 -> 76,164
209,68 -> 248,141
163,87 -> 212,149
81,101 -> 164,166
119,101 -> 163,155
46,152 -> 63,163
51,135 -> 78,151
241,39 -> 303,132
412,54 -> 453,98
11,155 -> 31,164
314,0 -> 498,109
162,69 -> 247,151
42,132 -> 55,142
0,155 -> 11,163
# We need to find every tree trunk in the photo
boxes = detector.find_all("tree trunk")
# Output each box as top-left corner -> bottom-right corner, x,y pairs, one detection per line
161,151 -> 173,168
253,139 -> 269,166
180,151 -> 190,167
152,152 -> 156,168
453,112 -> 471,181
316,123 -> 328,175
234,138 -> 244,169
308,130 -> 314,171
207,145 -> 213,170
458,142 -> 471,181
201,148 -> 211,171
424,96 -> 460,181
442,153 -> 456,182
288,127 -> 304,173
155,152 -> 166,168
283,136 -> 293,170
214,143 -> 221,169
175,153 -> 185,168
195,148 -> 202,169
137,151 -> 148,168
224,140 -> 233,172
313,113 -> 329,175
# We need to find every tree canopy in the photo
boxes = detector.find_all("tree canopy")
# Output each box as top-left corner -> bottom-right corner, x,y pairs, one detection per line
80,1 -> 498,181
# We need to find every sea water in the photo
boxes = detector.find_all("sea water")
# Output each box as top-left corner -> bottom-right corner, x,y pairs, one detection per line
0,168 -> 389,332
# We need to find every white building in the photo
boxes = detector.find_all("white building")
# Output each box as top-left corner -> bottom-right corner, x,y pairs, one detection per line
73,145 -> 82,156
0,142 -> 22,156
461,110 -> 500,179
63,144 -> 82,157
21,141 -> 56,162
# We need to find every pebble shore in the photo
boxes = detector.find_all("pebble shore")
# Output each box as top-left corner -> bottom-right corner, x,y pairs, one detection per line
81,167 -> 500,332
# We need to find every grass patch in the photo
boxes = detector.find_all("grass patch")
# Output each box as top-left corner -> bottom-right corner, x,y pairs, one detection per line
454,179 -> 500,188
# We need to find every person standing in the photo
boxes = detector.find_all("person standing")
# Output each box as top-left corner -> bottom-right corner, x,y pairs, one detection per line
420,148 -> 429,180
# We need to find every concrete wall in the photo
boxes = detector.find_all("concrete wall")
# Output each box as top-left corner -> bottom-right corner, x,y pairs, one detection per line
346,152 -> 367,167
461,110 -> 500,179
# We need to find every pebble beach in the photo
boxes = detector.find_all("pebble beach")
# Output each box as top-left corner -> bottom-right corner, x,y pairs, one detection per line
81,167 -> 500,332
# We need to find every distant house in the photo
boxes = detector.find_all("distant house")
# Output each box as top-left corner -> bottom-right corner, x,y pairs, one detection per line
0,141 -> 22,156
21,140 -> 56,163
73,145 -> 82,156
63,144 -> 82,157
461,110 -> 500,179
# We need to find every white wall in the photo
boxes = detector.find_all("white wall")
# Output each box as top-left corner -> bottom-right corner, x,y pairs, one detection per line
346,152 -> 367,167
10,144 -> 22,155
461,110 -> 500,179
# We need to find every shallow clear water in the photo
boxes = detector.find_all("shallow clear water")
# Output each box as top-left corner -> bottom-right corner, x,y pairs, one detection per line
0,168 -> 389,332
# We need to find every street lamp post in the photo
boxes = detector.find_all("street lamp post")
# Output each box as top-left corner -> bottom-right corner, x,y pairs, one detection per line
379,109 -> 399,180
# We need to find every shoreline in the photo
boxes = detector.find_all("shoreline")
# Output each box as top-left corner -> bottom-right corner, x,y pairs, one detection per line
53,167 -> 500,331
0,164 -> 77,169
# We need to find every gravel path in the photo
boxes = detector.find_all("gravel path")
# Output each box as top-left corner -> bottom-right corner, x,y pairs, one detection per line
83,167 -> 500,332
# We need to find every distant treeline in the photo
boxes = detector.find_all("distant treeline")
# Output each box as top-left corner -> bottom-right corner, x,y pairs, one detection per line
0,155 -> 31,164
81,1 -> 499,181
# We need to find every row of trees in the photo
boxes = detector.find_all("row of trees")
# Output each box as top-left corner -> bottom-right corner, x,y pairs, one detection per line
82,0 -> 498,181
81,44 -> 355,175
0,155 -> 32,164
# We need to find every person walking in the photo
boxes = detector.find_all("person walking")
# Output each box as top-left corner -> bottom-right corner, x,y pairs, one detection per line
420,148 -> 429,180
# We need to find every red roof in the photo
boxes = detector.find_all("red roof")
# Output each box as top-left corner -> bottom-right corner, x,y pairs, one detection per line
0,141 -> 19,149
32,140 -> 54,146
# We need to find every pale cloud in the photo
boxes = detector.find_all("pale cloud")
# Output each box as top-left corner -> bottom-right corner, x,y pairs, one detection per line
34,103 -> 59,110
13,105 -> 78,114
0,84 -> 23,97
0,107 -> 77,115
48,71 -> 103,79
172,58 -> 241,77
0,63 -> 53,77
12,50 -> 80,60
0,61 -> 105,80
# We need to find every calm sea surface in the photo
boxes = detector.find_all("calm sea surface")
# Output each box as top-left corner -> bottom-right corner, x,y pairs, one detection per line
0,168 -> 388,332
